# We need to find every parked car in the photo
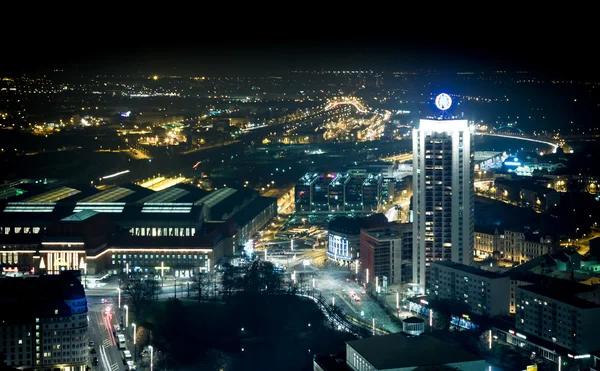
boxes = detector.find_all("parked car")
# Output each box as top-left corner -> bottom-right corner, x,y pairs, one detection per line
92,357 -> 99,366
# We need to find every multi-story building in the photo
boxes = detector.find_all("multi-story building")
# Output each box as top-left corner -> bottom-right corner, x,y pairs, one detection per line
520,184 -> 560,212
362,174 -> 383,212
474,226 -> 500,258
329,173 -> 350,212
0,185 -> 276,277
294,173 -> 319,213
473,227 -> 556,263
503,230 -> 556,264
360,223 -> 412,285
294,172 -> 384,214
515,280 -> 600,355
0,271 -> 88,370
344,333 -> 485,371
412,118 -> 475,292
327,214 -> 388,265
344,176 -> 363,211
312,175 -> 330,212
430,260 -> 510,316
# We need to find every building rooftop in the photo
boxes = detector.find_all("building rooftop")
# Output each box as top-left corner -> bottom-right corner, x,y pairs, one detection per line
24,186 -> 82,203
296,172 -> 320,186
61,210 -> 100,222
362,174 -> 383,187
194,187 -> 237,207
231,197 -> 276,227
330,173 -> 351,187
362,224 -> 412,240
346,333 -> 483,369
518,283 -> 600,309
313,353 -> 350,371
432,260 -> 507,280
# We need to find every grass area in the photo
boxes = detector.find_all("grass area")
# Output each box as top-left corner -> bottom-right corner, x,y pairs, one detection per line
138,295 -> 355,371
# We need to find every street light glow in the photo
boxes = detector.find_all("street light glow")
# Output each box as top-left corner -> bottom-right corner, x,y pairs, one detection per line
124,305 -> 129,328
132,323 -> 136,345
117,287 -> 121,309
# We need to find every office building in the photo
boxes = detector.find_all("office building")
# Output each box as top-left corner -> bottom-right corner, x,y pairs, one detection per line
360,223 -> 412,286
515,280 -> 600,355
295,173 -> 319,213
412,117 -> 475,292
345,333 -> 485,371
329,173 -> 351,212
0,272 -> 88,370
294,172 -> 383,214
362,174 -> 383,212
431,260 -> 510,316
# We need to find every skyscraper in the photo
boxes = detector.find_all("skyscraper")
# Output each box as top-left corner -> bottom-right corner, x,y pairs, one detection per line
412,94 -> 474,292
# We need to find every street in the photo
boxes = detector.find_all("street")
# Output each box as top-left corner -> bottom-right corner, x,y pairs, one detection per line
87,296 -> 126,371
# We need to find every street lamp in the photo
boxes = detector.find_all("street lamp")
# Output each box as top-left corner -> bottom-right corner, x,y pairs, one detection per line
124,305 -> 129,328
132,323 -> 137,362
117,288 -> 121,309
149,345 -> 153,371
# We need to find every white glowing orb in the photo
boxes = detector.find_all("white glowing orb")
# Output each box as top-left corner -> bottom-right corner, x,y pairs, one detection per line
435,93 -> 452,111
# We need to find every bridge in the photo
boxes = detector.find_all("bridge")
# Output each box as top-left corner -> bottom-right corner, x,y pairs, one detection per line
477,132 -> 559,151
324,98 -> 369,113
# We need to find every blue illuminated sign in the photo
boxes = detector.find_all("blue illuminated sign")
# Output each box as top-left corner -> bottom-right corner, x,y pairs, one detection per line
435,93 -> 452,111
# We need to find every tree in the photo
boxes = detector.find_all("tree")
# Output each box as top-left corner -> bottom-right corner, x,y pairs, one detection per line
221,265 -> 238,302
122,277 -> 162,318
191,272 -> 209,303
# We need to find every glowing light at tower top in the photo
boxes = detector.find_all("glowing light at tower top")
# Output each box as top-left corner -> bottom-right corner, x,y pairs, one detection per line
435,93 -> 452,111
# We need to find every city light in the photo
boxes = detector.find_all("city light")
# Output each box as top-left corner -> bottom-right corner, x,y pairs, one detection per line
312,278 -> 315,288
149,345 -> 154,371
132,323 -> 136,345
124,305 -> 129,327
429,310 -> 433,327
332,296 -> 335,307
396,292 -> 399,309
488,329 -> 492,349
372,318 -> 375,335
366,268 -> 369,284
100,170 -> 130,180
117,287 -> 121,309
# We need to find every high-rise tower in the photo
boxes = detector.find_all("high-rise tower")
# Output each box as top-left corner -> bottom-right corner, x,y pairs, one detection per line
412,93 -> 474,292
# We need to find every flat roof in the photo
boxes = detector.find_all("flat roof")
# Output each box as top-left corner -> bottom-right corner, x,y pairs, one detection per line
518,283 -> 600,309
296,172 -> 320,186
23,186 -> 81,203
432,260 -> 507,279
3,202 -> 56,213
363,173 -> 382,186
347,333 -> 483,369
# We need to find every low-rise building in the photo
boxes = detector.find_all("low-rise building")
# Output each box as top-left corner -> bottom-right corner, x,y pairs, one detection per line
345,333 -> 485,371
327,214 -> 388,265
431,260 -> 510,316
0,271 -> 88,371
473,226 -> 556,263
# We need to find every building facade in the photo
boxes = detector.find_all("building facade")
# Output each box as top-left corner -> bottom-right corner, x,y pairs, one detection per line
430,260 -> 510,316
515,283 -> 600,355
294,172 -> 383,214
0,185 -> 275,277
0,272 -> 88,371
360,223 -> 413,285
473,227 -> 556,263
412,119 -> 475,292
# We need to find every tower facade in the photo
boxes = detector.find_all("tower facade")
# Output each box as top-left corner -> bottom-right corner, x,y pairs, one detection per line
412,118 -> 474,292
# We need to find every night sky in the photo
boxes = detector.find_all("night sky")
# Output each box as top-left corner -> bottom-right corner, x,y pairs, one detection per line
4,36 -> 596,78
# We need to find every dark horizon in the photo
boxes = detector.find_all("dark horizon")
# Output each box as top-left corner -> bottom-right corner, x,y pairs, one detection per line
4,38 -> 598,78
